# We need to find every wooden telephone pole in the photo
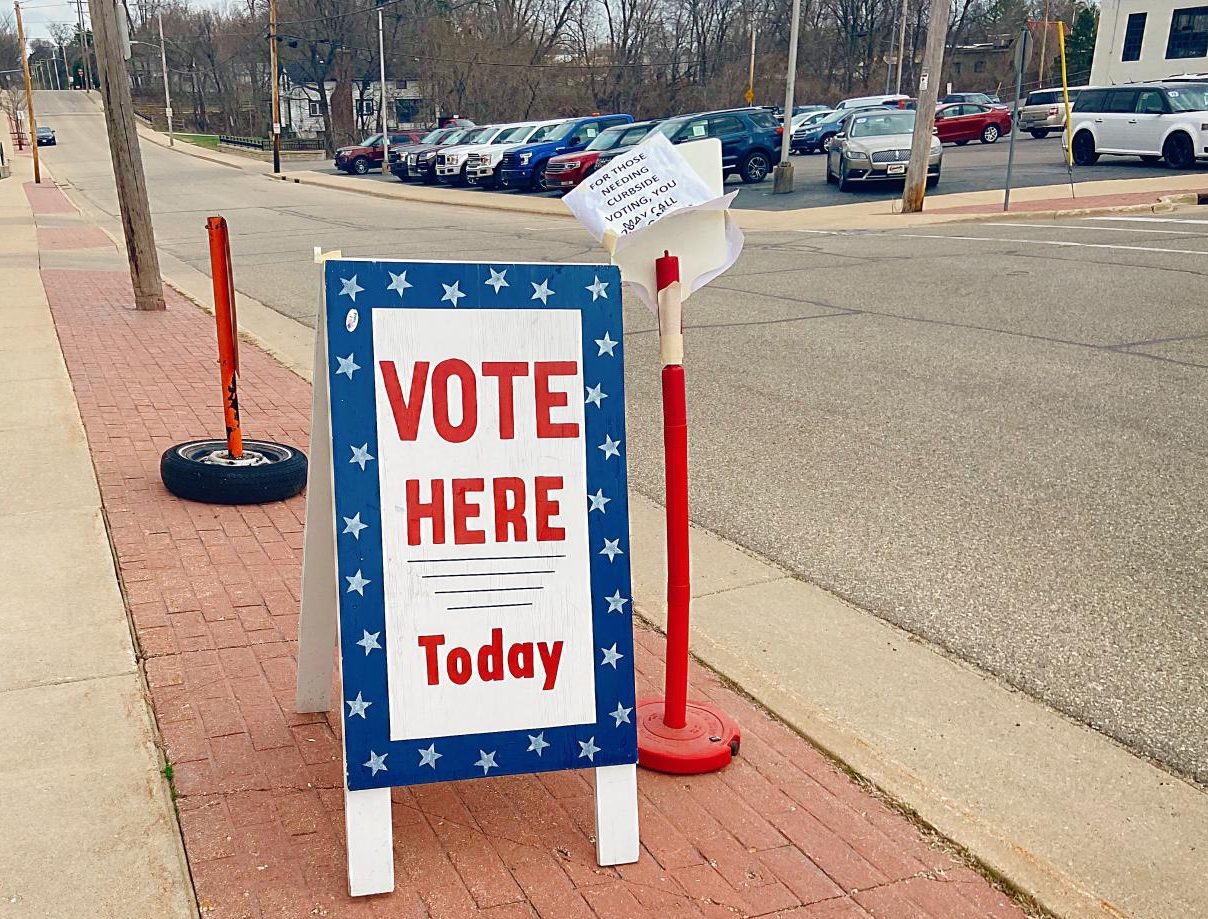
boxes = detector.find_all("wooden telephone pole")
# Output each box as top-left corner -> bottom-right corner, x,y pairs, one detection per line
14,1 -> 41,184
88,0 -> 165,310
900,0 -> 949,213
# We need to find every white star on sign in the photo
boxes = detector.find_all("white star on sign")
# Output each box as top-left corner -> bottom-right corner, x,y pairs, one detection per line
418,744 -> 442,769
527,733 -> 550,756
345,569 -> 370,595
588,489 -> 610,513
364,751 -> 387,775
601,644 -> 624,668
357,630 -> 381,655
585,384 -> 607,408
346,692 -> 371,719
474,750 -> 498,774
598,434 -> 621,460
350,443 -> 374,470
339,276 -> 364,301
586,276 -> 609,301
595,332 -> 618,357
387,270 -> 412,297
485,268 -> 509,293
342,512 -> 368,539
335,353 -> 360,379
605,590 -> 628,613
600,538 -> 623,562
610,702 -> 633,727
441,280 -> 465,306
578,737 -> 601,761
530,278 -> 554,305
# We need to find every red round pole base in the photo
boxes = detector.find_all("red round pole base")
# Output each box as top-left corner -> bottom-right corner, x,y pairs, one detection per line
635,697 -> 741,774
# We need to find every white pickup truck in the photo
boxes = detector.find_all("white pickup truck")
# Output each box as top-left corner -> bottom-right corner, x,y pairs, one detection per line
464,120 -> 567,188
435,123 -> 528,184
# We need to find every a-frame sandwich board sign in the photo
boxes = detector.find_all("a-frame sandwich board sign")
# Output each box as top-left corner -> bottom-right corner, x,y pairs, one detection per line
296,255 -> 640,895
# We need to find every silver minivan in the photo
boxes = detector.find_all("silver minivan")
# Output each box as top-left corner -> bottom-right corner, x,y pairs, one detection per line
1017,87 -> 1083,138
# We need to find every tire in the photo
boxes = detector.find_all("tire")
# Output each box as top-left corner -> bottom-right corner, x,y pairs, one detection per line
160,439 -> 307,505
821,134 -> 836,153
1072,131 -> 1099,166
955,140 -> 970,146
1030,129 -> 1049,139
530,161 -> 551,191
1163,132 -> 1195,170
980,124 -> 1000,144
740,150 -> 771,183
351,157 -> 370,175
837,161 -> 852,192
926,172 -> 939,189
825,160 -> 837,184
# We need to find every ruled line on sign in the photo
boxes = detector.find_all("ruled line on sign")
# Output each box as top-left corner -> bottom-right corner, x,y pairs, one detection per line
421,570 -> 557,579
410,554 -> 566,563
447,602 -> 535,611
433,586 -> 546,595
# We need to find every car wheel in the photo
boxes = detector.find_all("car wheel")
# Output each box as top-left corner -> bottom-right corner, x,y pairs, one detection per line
1072,131 -> 1099,166
926,172 -> 939,189
825,159 -> 837,184
955,140 -> 970,146
822,134 -> 836,153
837,160 -> 852,192
160,439 -> 307,505
1030,129 -> 1049,139
980,124 -> 1000,144
351,157 -> 370,175
1162,132 -> 1195,170
740,150 -> 771,183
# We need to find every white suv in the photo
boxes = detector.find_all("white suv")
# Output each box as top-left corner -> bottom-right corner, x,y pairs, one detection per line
1069,83 -> 1208,169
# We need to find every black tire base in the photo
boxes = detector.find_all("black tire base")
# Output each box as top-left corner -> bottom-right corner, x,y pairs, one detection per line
161,439 -> 308,505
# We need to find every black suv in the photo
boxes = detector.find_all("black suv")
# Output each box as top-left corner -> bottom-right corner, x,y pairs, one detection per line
651,108 -> 782,183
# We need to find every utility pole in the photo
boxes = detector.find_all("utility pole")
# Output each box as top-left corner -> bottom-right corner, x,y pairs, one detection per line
88,0 -> 165,310
14,1 -> 40,183
157,11 -> 172,145
745,16 -> 756,105
1039,0 -> 1049,87
771,0 -> 801,193
72,0 -> 93,94
376,0 -> 388,174
62,42 -> 70,88
269,0 -> 281,173
894,0 -> 909,93
900,0 -> 948,213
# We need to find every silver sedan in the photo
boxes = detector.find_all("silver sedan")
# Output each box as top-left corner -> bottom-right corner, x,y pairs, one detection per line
825,110 -> 942,191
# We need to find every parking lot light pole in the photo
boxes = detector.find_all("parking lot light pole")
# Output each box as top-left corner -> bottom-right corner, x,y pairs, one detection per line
269,0 -> 281,174
772,0 -> 801,194
157,14 -> 173,146
377,1 -> 388,174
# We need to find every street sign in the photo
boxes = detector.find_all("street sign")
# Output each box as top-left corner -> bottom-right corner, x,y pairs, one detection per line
744,87 -> 755,104
297,256 -> 640,895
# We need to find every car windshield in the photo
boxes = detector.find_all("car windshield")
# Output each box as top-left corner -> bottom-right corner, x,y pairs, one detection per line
617,123 -> 656,144
544,121 -> 579,142
849,111 -> 915,137
585,127 -> 629,151
359,134 -> 382,147
526,123 -> 562,142
419,129 -> 446,143
460,127 -> 493,144
654,119 -> 688,138
1165,84 -> 1208,111
818,109 -> 858,127
442,129 -> 470,144
495,125 -> 533,143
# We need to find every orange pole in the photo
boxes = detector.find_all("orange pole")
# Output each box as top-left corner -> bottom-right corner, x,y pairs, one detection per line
206,216 -> 243,459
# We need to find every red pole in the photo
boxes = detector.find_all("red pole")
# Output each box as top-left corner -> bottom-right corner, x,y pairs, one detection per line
635,251 -> 740,774
206,216 -> 243,459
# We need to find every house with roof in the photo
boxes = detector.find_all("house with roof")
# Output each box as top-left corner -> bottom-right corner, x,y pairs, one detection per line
279,66 -> 427,139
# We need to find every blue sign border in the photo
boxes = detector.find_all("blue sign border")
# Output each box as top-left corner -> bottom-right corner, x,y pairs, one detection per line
323,259 -> 637,791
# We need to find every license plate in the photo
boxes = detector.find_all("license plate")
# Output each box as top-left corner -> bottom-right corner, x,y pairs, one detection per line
887,163 -> 906,175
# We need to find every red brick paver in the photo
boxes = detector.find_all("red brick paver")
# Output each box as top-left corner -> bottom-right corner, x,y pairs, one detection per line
37,225 -> 113,250
24,180 -> 77,214
42,266 -> 1028,919
928,187 -> 1205,215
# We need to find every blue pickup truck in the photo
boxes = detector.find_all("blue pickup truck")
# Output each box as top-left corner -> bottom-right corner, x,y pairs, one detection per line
499,113 -> 634,190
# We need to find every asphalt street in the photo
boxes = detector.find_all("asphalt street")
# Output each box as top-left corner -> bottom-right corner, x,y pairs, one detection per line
305,129 -> 1203,211
33,91 -> 1208,784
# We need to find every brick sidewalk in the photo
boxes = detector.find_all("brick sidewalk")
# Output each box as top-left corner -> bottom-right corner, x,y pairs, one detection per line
927,187 -> 1202,215
42,262 -> 1029,919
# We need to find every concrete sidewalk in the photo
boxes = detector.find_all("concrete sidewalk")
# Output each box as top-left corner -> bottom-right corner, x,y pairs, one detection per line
0,142 -> 195,916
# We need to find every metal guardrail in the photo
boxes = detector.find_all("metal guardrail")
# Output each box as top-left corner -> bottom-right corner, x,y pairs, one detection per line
218,134 -> 325,152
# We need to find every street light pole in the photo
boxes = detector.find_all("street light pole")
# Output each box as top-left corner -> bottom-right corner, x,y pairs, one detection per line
894,0 -> 909,94
746,18 -> 756,105
269,0 -> 281,173
377,1 -> 388,174
771,0 -> 801,194
14,1 -> 41,183
157,12 -> 172,145
71,0 -> 93,94
901,0 -> 948,213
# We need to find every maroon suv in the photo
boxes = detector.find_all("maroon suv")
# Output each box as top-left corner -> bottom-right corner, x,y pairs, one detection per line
334,131 -> 424,175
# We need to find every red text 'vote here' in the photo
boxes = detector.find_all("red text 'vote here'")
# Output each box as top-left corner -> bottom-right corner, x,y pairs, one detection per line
380,359 -> 580,443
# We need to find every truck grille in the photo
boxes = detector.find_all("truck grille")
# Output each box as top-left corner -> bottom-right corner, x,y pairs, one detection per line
871,149 -> 911,163
465,153 -> 483,167
500,153 -> 518,169
545,161 -> 576,173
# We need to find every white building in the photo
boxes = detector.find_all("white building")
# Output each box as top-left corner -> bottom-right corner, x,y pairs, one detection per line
280,74 -> 426,139
1092,2 -> 1208,84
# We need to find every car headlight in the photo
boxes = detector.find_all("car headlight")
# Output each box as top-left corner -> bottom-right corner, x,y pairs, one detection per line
518,152 -> 532,165
931,139 -> 941,153
846,149 -> 869,161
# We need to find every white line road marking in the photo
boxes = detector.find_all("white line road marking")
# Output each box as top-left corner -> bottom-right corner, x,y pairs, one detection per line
896,233 -> 1208,257
1086,216 -> 1208,225
1003,222 -> 1203,236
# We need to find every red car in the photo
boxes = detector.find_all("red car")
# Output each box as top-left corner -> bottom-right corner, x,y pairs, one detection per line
335,131 -> 425,174
543,120 -> 661,190
934,103 -> 1012,145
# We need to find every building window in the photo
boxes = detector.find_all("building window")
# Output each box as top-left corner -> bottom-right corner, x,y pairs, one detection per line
1123,12 -> 1147,61
974,59 -> 986,73
395,98 -> 420,123
308,100 -> 320,117
356,99 -> 375,116
1166,6 -> 1208,60
953,62 -> 962,75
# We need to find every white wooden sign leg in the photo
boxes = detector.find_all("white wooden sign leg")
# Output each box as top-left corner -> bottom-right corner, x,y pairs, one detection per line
297,265 -> 339,714
593,764 -> 640,866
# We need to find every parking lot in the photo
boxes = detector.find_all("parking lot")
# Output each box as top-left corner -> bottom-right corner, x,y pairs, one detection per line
314,130 -> 1208,211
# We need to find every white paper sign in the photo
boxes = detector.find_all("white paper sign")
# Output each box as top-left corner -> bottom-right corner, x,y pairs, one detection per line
564,133 -> 715,243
